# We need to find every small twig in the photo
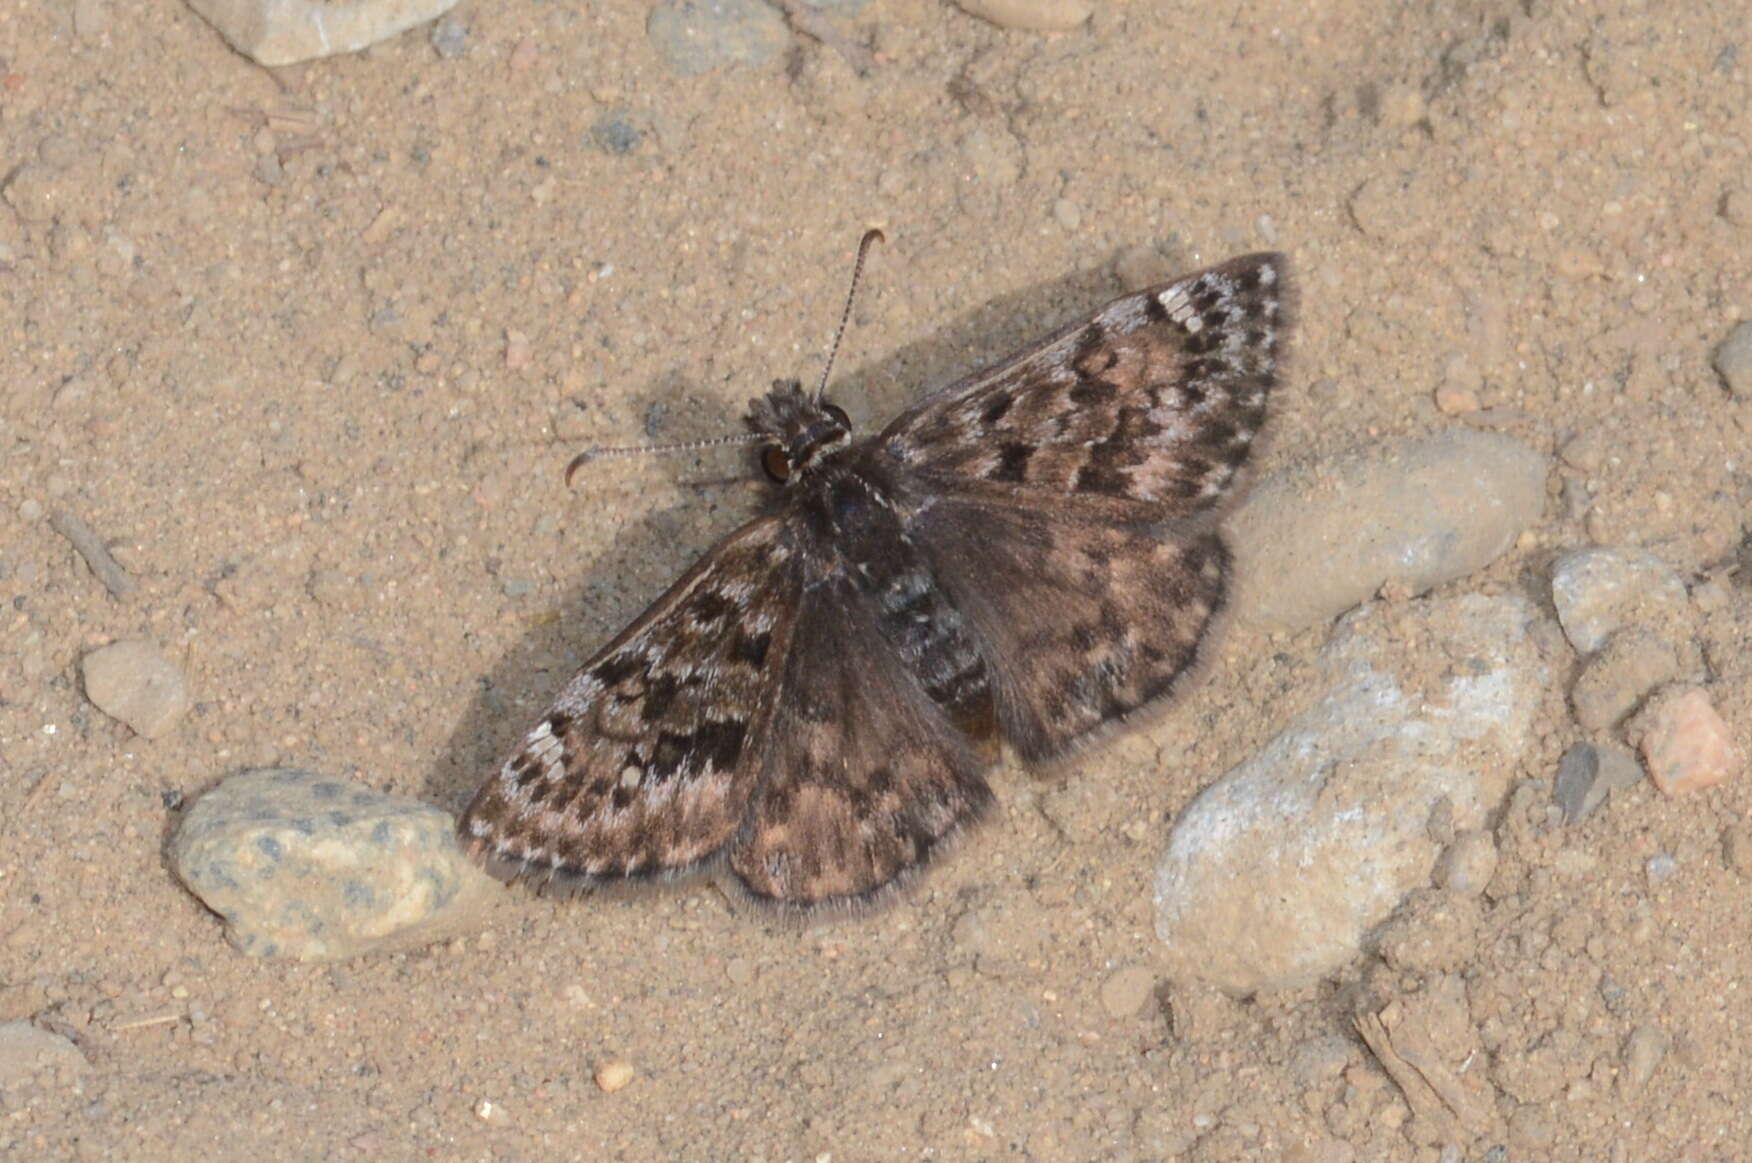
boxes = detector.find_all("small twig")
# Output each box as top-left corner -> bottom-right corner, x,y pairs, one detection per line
49,508 -> 136,598
770,0 -> 878,77
113,1010 -> 183,1032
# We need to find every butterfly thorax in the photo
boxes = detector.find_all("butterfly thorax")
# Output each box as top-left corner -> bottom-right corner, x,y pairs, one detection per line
746,379 -> 853,483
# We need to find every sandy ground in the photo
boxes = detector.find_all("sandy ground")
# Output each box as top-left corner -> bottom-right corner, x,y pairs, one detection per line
2,0 -> 1749,1158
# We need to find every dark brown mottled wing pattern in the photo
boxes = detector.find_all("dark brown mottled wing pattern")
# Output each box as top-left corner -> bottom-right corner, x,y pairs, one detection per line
883,252 -> 1290,518
907,498 -> 1231,763
883,253 -> 1292,758
729,569 -> 994,912
460,250 -> 1292,916
459,515 -> 802,885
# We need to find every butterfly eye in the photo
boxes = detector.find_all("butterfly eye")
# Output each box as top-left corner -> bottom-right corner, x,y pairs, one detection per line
824,403 -> 851,429
761,446 -> 793,483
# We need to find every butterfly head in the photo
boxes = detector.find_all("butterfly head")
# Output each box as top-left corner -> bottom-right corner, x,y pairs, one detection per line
746,379 -> 853,484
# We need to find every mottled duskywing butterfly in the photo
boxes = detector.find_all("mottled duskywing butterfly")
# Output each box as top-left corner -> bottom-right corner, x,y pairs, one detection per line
460,235 -> 1293,917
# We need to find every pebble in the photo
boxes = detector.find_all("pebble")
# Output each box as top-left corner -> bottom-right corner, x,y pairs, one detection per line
595,1060 -> 636,1092
81,640 -> 191,739
1619,1025 -> 1667,1094
1434,830 -> 1498,895
1553,741 -> 1643,823
1097,966 -> 1156,1018
473,1097 -> 511,1125
955,0 -> 1092,32
1712,321 -> 1752,396
1629,686 -> 1744,796
1549,546 -> 1690,655
186,0 -> 462,66
1554,742 -> 1602,822
1569,627 -> 1687,731
646,0 -> 789,77
429,12 -> 468,58
1433,383 -> 1481,416
0,1021 -> 88,1086
590,112 -> 646,156
171,768 -> 499,960
1153,594 -> 1550,993
1226,430 -> 1548,633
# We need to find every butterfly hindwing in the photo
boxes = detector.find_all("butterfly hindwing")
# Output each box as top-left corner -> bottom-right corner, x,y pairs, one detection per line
727,570 -> 994,913
904,494 -> 1229,762
459,515 -> 802,886
880,253 -> 1291,519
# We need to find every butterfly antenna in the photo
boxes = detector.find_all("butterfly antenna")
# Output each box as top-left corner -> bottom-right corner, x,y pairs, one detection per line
565,431 -> 764,486
813,227 -> 886,403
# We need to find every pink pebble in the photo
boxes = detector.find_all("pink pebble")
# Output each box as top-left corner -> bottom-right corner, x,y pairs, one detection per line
1632,686 -> 1745,796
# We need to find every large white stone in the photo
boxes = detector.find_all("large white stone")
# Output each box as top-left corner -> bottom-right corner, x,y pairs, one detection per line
1153,594 -> 1554,994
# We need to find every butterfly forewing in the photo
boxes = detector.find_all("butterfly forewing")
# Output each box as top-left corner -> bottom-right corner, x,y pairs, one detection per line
881,253 -> 1290,517
459,515 -> 803,885
460,250 -> 1294,915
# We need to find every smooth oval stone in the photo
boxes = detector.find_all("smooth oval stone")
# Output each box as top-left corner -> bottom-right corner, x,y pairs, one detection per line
1227,429 -> 1549,633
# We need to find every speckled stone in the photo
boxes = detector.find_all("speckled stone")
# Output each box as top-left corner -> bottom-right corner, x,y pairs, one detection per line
172,768 -> 498,961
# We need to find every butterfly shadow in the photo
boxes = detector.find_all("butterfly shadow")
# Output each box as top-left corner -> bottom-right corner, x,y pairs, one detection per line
422,245 -> 1169,826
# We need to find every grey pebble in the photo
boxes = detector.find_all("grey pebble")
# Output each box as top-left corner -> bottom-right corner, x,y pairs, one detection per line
1554,742 -> 1603,822
1645,853 -> 1678,885
1554,740 -> 1646,822
591,112 -> 646,156
82,639 -> 190,739
172,768 -> 499,961
1620,1025 -> 1667,1094
1550,546 -> 1690,655
1712,321 -> 1752,396
1227,430 -> 1547,633
646,0 -> 789,77
430,13 -> 468,58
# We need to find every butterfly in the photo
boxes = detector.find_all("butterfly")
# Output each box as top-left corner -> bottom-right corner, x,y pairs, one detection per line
458,235 -> 1293,917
